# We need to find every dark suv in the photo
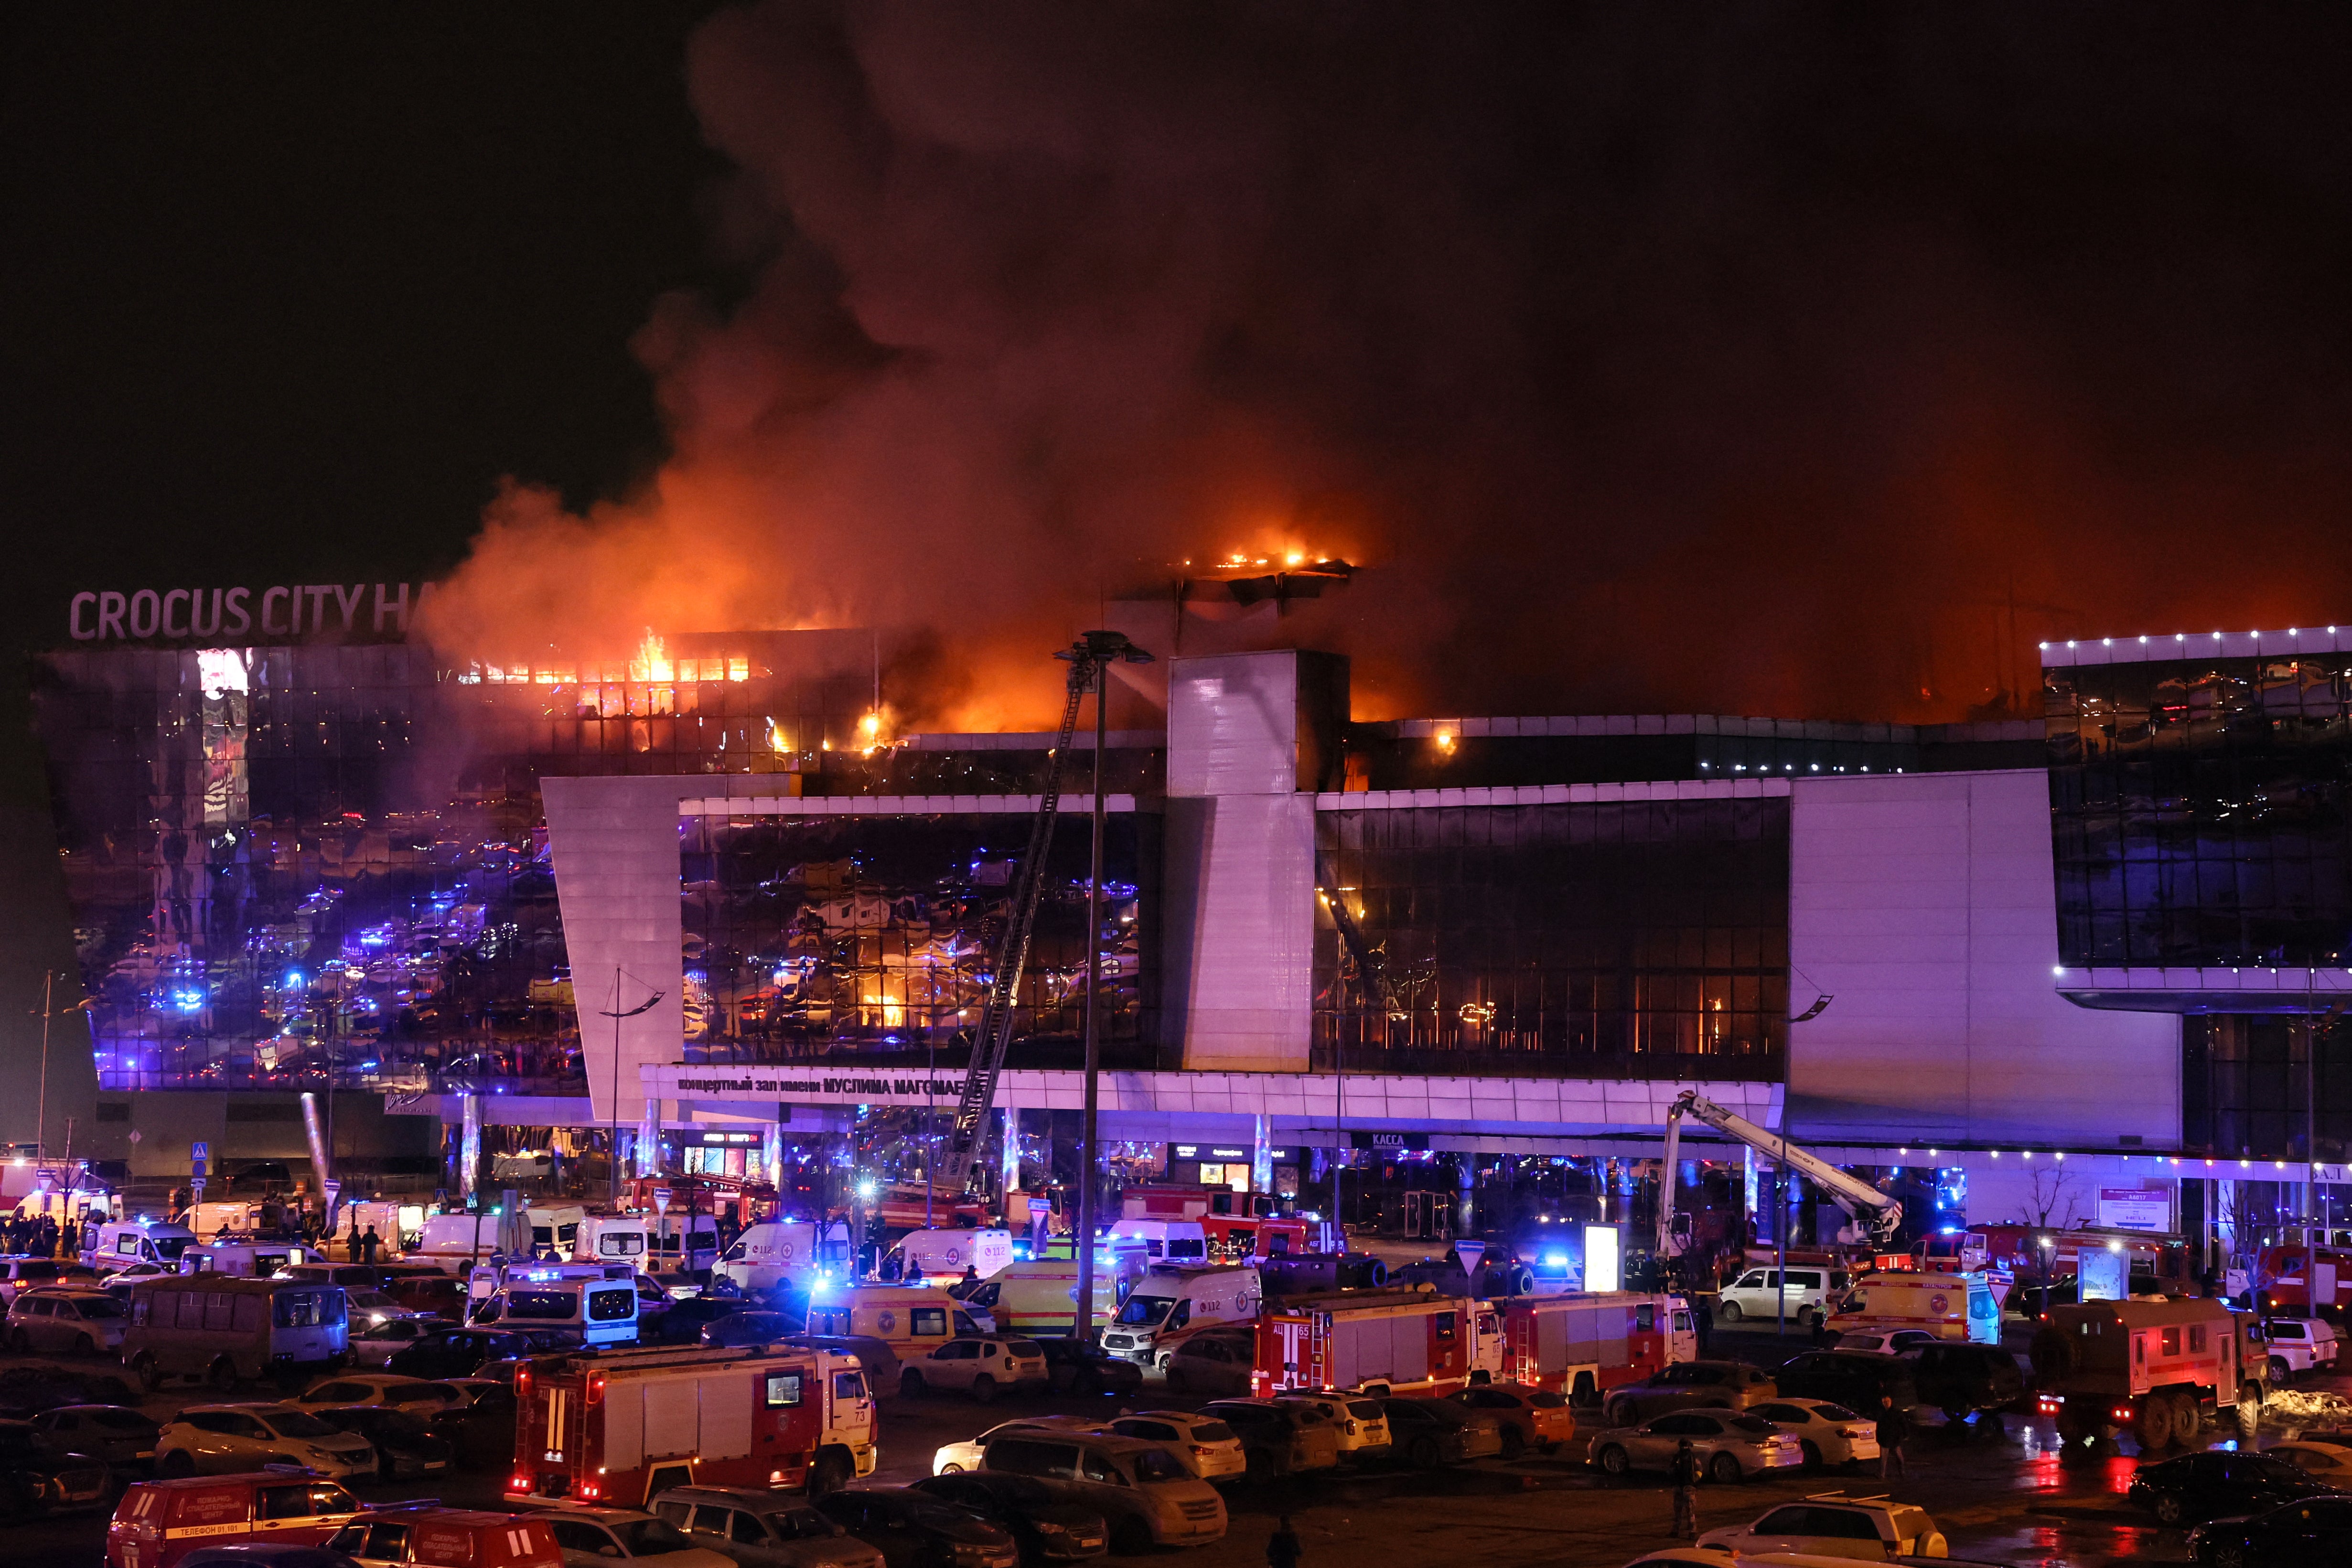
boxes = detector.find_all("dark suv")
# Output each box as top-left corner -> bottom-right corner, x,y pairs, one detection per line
1911,1342 -> 2024,1422
1600,1361 -> 1776,1426
1771,1350 -> 1917,1415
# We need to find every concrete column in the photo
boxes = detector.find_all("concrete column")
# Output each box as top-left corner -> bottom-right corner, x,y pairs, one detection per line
635,1100 -> 660,1178
763,1120 -> 784,1193
1253,1114 -> 1273,1194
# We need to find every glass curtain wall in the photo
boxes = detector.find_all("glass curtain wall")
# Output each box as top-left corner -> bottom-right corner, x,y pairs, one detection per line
2047,654 -> 2352,967
34,633 -> 870,1094
681,812 -> 1159,1066
1312,798 -> 1788,1077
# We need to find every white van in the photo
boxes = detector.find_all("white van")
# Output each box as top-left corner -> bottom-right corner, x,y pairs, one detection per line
647,1212 -> 723,1274
885,1228 -> 1014,1286
574,1214 -> 651,1265
1104,1219 -> 1210,1264
805,1283 -> 991,1363
1720,1264 -> 1851,1327
525,1203 -> 588,1260
1100,1264 -> 1262,1367
715,1220 -> 854,1292
957,1254 -> 1140,1334
86,1220 -> 200,1276
181,1240 -> 302,1279
468,1264 -> 640,1347
411,1212 -> 505,1274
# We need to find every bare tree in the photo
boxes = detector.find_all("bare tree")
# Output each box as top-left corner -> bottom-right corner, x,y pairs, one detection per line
2019,1169 -> 2085,1314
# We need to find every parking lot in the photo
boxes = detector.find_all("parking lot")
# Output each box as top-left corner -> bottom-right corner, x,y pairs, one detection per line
2,1319 -> 2347,1568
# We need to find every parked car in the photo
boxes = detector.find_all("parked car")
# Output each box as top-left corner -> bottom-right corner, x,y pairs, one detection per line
28,1403 -> 161,1472
910,1472 -> 1110,1564
1831,1328 -> 1940,1356
1748,1398 -> 1881,1471
8,1287 -> 130,1355
1197,1399 -> 1341,1480
2259,1440 -> 2352,1484
0,1418 -> 110,1518
2129,1450 -> 2337,1526
646,1298 -> 747,1345
1034,1339 -> 1142,1398
899,1339 -> 1049,1403
652,1484 -> 888,1568
307,1405 -> 454,1480
1585,1408 -> 1805,1483
384,1326 -> 532,1378
1699,1495 -> 1949,1559
1447,1383 -> 1575,1458
429,1380 -> 519,1469
1273,1393 -> 1392,1460
288,1375 -> 471,1418
154,1404 -> 376,1481
179,1548 -> 364,1568
1157,1332 -> 1254,1397
325,1507 -> 564,1568
339,1292 -> 415,1331
2187,1494 -> 2352,1566
1769,1351 -> 1918,1415
533,1504 -> 736,1568
2262,1318 -> 2341,1379
812,1488 -> 1020,1568
1376,1396 -> 1503,1469
1101,1411 -> 1248,1482
346,1318 -> 442,1368
1718,1265 -> 1848,1327
1601,1362 -> 1778,1427
0,1257 -> 92,1303
973,1430 -> 1226,1551
932,1419 -> 1110,1477
1911,1342 -> 2026,1423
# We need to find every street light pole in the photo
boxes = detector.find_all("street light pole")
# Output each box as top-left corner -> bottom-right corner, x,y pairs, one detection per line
1070,631 -> 1149,1340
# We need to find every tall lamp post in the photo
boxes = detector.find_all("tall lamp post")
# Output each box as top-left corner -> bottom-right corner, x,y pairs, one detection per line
601,968 -> 665,1205
1068,631 -> 1151,1340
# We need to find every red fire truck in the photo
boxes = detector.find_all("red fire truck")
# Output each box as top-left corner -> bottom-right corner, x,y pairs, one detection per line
507,1344 -> 877,1508
1252,1288 -> 1479,1398
2257,1243 -> 2352,1311
2032,1297 -> 2268,1447
1496,1291 -> 1693,1403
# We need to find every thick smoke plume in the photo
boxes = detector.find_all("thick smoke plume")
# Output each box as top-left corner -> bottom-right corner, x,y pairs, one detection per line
424,3 -> 2352,727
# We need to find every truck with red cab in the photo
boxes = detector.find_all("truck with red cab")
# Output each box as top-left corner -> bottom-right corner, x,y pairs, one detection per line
507,1342 -> 877,1508
1495,1291 -> 1692,1405
2031,1297 -> 2267,1448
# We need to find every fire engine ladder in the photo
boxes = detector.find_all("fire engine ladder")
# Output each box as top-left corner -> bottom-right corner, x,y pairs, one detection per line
1656,1089 -> 1904,1256
938,649 -> 1096,1197
1317,859 -> 1395,1020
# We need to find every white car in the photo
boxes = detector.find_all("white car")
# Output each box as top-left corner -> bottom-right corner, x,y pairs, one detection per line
934,1417 -> 1109,1475
1273,1393 -> 1393,1458
1830,1328 -> 1939,1357
289,1372 -> 472,1417
2262,1317 -> 2340,1376
156,1403 -> 377,1480
1103,1410 -> 1249,1482
1699,1495 -> 1948,1560
1749,1398 -> 1881,1470
1586,1408 -> 1805,1483
532,1505 -> 735,1568
344,1289 -> 419,1329
899,1336 -> 1051,1402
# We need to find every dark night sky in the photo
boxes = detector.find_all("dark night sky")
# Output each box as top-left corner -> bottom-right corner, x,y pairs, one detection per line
4,6 -> 2352,1138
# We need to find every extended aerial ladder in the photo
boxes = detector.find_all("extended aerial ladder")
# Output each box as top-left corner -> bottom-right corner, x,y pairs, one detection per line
938,634 -> 1148,1198
1656,1089 -> 1903,1264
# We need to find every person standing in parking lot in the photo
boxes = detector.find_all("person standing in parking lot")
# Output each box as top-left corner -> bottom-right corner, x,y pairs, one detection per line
1267,1515 -> 1301,1568
1672,1439 -> 1701,1539
1876,1396 -> 1910,1479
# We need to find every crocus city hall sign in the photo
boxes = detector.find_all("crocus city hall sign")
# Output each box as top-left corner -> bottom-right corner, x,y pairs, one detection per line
66,582 -> 435,644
